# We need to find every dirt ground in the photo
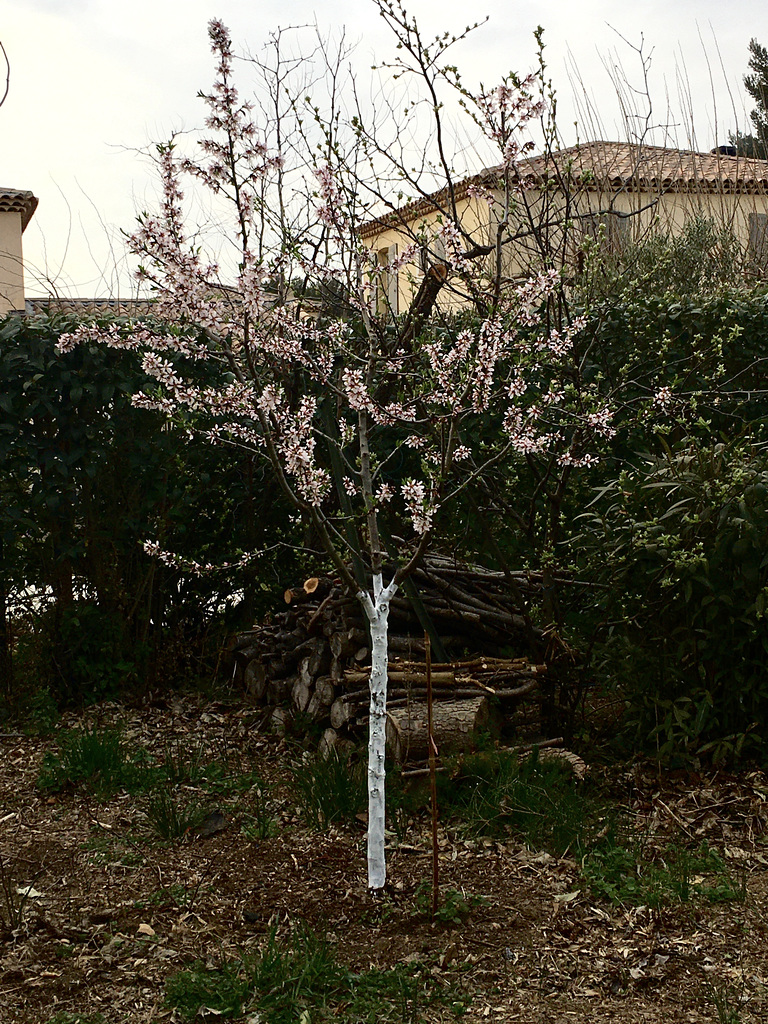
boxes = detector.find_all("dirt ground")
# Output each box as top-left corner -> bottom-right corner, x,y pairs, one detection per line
1,696 -> 767,1023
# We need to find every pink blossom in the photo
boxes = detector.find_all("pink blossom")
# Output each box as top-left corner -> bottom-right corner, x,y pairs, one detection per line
653,386 -> 673,411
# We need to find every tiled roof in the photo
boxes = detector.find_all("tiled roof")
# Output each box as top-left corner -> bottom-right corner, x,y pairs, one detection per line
519,141 -> 768,193
359,141 -> 768,237
0,188 -> 38,231
25,296 -> 156,317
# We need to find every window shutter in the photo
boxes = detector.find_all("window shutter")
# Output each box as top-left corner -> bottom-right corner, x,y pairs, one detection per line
749,212 -> 768,257
386,243 -> 399,313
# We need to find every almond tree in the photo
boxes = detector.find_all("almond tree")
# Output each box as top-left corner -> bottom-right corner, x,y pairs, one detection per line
58,13 -> 614,890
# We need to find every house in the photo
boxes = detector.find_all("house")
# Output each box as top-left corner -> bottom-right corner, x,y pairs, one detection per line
0,188 -> 38,316
359,141 -> 768,315
0,188 -> 160,320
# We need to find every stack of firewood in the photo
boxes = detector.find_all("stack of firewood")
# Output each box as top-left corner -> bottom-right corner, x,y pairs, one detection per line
228,556 -> 547,761
337,657 -> 545,762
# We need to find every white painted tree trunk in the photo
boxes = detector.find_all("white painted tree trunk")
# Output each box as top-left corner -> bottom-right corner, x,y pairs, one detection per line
359,573 -> 397,890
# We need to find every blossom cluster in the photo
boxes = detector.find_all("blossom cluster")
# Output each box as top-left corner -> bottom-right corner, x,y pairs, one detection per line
466,182 -> 496,208
314,163 -> 347,234
401,479 -> 439,536
53,18 -> 627,563
183,19 -> 282,199
257,389 -> 330,506
474,76 -> 545,170
653,386 -> 674,412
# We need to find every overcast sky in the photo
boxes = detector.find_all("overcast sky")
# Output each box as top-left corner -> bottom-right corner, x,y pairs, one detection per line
3,0 -> 762,298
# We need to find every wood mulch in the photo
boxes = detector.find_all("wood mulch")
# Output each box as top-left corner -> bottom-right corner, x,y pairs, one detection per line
1,696 -> 767,1022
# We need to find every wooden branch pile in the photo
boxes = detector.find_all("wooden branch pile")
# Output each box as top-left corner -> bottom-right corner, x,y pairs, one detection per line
392,554 -> 542,652
228,559 -> 548,762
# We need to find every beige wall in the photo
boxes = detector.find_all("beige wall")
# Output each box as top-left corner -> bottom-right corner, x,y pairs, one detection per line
500,185 -> 768,279
0,210 -> 25,315
576,186 -> 768,242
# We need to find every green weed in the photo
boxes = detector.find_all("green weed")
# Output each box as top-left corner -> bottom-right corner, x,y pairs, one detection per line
47,1014 -> 107,1024
37,727 -> 146,797
241,777 -> 279,839
437,748 -> 599,855
200,761 -> 264,796
160,737 -> 208,786
386,767 -> 427,841
135,883 -> 196,910
0,854 -> 36,933
413,882 -> 487,925
291,750 -> 366,830
36,727 -> 228,802
21,687 -> 61,735
703,977 -> 745,1024
164,923 -> 459,1022
583,839 -> 747,908
437,749 -> 746,913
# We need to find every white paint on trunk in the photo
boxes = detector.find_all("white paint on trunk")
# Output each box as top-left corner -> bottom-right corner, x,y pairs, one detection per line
359,573 -> 397,890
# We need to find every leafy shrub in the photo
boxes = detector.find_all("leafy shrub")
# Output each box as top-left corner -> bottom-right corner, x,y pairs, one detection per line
23,603 -> 147,707
574,437 -> 768,760
578,216 -> 749,304
0,312 -> 300,706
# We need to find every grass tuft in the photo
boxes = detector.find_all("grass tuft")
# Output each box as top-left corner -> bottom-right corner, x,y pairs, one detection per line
583,839 -> 747,908
142,790 -> 206,841
37,727 -> 145,797
290,750 -> 366,830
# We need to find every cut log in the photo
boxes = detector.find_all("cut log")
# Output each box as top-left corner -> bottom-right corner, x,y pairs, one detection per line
291,677 -> 312,714
330,696 -> 362,731
296,641 -> 330,688
318,727 -> 357,759
388,635 -> 427,655
330,627 -> 367,659
231,552 -> 550,746
306,691 -> 330,721
386,698 -> 501,764
267,677 -> 294,705
244,660 -> 268,701
305,638 -> 331,677
344,668 -> 456,686
271,707 -> 291,736
298,656 -> 313,689
314,675 -> 336,707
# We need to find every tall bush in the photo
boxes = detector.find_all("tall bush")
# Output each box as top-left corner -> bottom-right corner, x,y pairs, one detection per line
0,313 -> 292,704
573,434 -> 768,761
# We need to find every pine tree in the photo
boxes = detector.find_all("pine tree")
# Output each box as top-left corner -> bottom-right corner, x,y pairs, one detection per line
733,39 -> 768,158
